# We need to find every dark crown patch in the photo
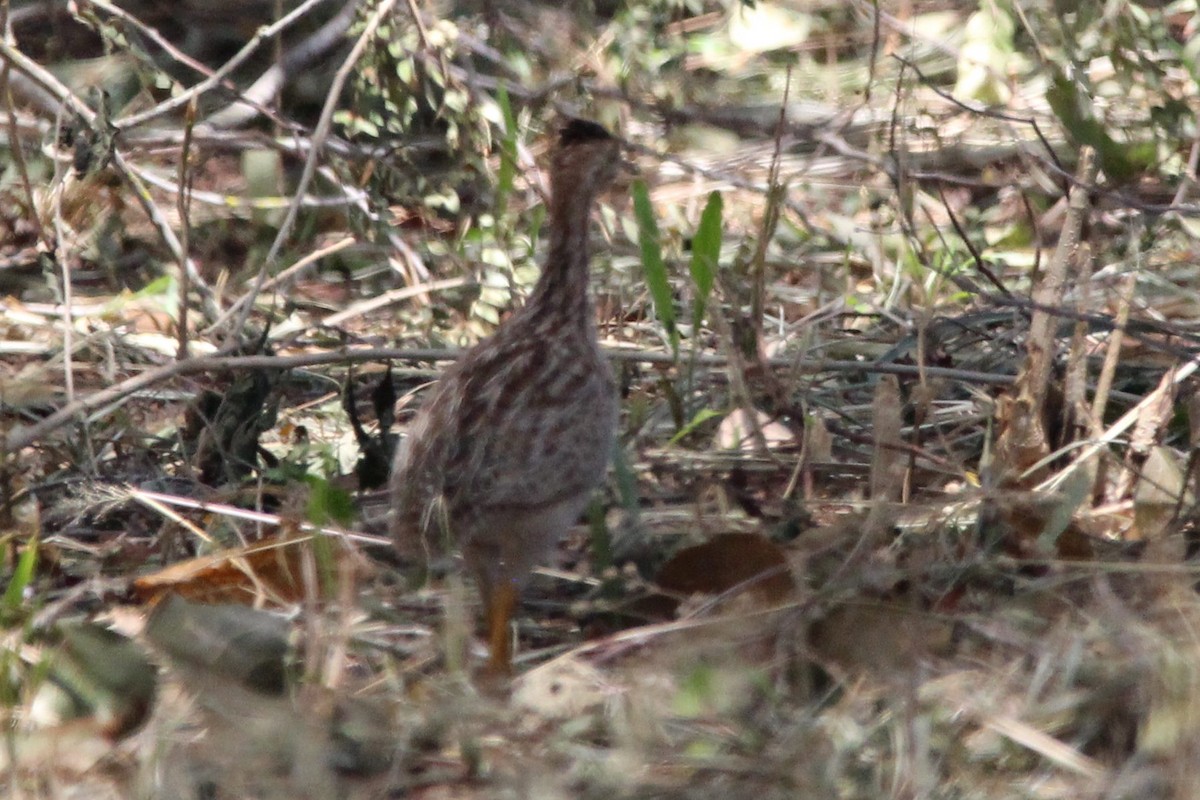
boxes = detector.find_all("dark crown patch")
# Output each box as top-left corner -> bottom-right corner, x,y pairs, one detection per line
559,118 -> 613,146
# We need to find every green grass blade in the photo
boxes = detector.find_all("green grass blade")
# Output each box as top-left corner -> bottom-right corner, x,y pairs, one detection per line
667,407 -> 724,446
631,179 -> 677,354
587,496 -> 611,574
494,86 -> 518,222
3,537 -> 37,612
688,191 -> 723,327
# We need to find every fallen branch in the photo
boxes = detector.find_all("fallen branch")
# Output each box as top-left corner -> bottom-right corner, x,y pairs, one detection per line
3,344 -> 1016,455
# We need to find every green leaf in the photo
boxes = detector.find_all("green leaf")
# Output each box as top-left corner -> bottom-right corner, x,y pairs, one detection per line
673,662 -> 717,717
587,496 -> 611,573
667,407 -> 725,446
1046,70 -> 1154,183
688,191 -> 723,328
494,85 -> 518,222
3,537 -> 36,612
306,477 -> 354,527
610,439 -> 639,527
631,179 -> 677,353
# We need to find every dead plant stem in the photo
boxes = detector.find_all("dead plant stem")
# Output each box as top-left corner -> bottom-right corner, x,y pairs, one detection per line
176,98 -> 197,360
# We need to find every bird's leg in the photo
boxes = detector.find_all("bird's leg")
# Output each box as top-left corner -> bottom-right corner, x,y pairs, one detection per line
484,580 -> 518,676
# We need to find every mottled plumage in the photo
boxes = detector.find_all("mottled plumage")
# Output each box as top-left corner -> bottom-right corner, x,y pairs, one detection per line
390,119 -> 623,672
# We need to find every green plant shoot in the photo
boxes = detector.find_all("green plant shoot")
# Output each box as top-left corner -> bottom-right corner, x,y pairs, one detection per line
688,191 -> 723,330
632,179 -> 678,355
494,86 -> 518,223
3,538 -> 37,613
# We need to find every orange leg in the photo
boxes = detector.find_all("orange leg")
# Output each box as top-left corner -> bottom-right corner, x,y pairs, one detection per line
485,582 -> 519,676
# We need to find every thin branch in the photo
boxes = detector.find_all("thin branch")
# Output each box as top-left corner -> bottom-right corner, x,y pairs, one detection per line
254,236 -> 357,301
1,345 -> 1017,456
103,0 -> 336,130
318,276 -> 472,330
936,185 -> 1011,296
220,0 -> 401,342
201,0 -> 360,130
127,486 -> 390,547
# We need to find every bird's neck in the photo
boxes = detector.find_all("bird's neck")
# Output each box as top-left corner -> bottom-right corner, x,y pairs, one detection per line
525,183 -> 598,329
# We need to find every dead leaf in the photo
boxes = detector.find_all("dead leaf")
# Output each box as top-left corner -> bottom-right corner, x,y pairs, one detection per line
809,600 -> 955,675
1112,370 -> 1178,504
656,532 -> 796,608
1133,446 -> 1191,562
130,533 -> 329,606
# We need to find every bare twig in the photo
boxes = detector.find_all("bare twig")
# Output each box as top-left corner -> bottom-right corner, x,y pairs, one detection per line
254,236 -> 357,301
1170,117 -> 1200,208
1026,147 -> 1095,399
103,0 -> 336,130
221,0 -> 401,342
266,275 -> 471,342
1040,358 -> 1200,494
319,277 -> 473,330
936,185 -> 1011,296
126,486 -> 390,547
125,159 -> 370,211
1091,272 -> 1137,433
50,110 -> 74,409
201,0 -> 360,130
176,98 -> 197,360
1063,240 -> 1093,437
869,374 -> 906,502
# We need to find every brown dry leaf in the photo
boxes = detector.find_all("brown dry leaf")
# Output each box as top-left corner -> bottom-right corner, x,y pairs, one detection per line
979,486 -> 1094,560
656,532 -> 796,607
1133,446 -> 1190,559
992,384 -> 1053,485
1111,368 -> 1178,504
130,533 -> 328,606
809,600 -> 955,676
